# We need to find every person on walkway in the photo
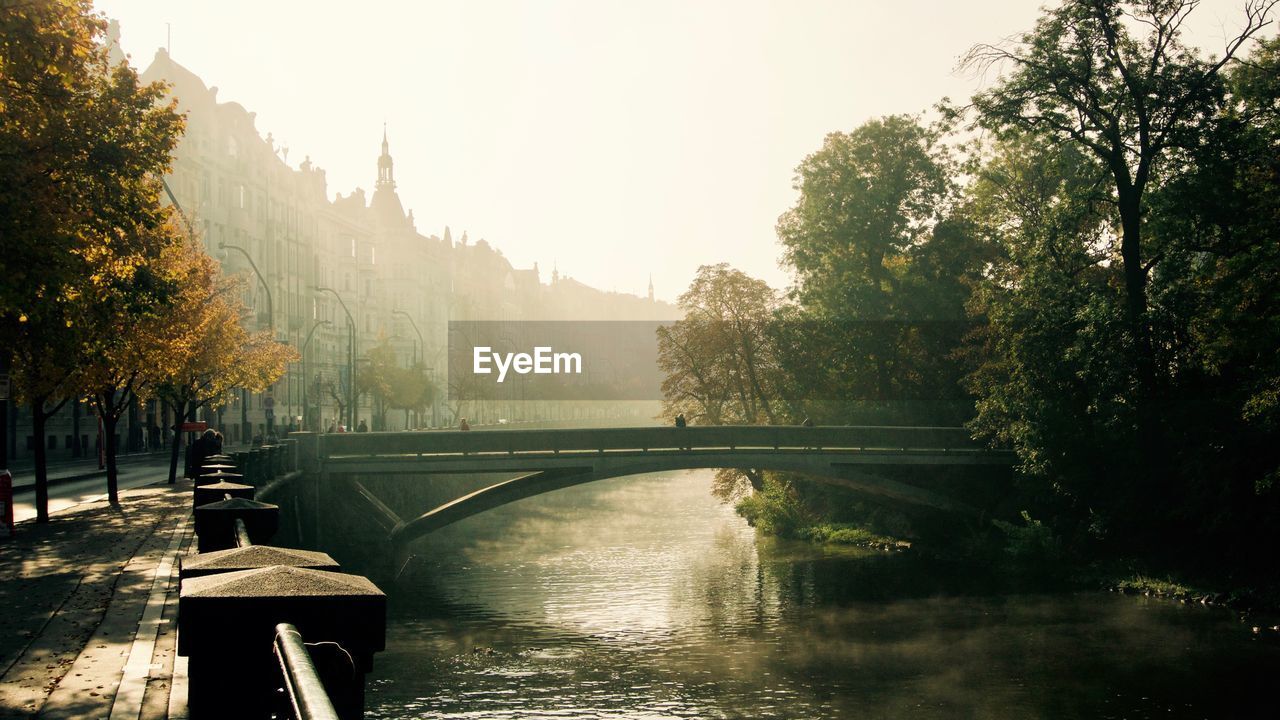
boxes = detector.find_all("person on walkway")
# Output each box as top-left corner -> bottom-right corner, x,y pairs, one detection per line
674,413 -> 687,428
459,418 -> 471,431
357,419 -> 369,433
186,429 -> 216,478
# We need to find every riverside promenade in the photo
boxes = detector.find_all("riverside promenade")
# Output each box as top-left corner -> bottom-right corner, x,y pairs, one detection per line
0,477 -> 195,719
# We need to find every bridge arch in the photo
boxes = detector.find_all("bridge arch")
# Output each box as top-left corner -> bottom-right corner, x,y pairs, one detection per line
386,452 -> 984,547
296,425 -> 1010,550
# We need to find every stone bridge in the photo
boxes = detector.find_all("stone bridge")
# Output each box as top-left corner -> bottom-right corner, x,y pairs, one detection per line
288,425 -> 1013,550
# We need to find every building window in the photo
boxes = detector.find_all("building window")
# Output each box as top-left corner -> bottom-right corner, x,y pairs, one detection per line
349,236 -> 356,258
238,184 -> 245,209
370,246 -> 376,265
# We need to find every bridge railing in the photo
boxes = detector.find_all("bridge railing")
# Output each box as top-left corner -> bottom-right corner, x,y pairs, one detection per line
317,425 -> 981,458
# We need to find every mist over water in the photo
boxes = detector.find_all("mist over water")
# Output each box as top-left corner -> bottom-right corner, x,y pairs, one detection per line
365,471 -> 1278,719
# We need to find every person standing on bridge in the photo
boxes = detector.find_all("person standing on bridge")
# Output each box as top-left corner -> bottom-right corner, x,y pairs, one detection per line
357,419 -> 369,433
459,418 -> 471,431
674,413 -> 687,428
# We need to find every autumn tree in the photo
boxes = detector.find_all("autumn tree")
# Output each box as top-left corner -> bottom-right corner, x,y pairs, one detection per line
657,264 -> 789,495
657,264 -> 787,427
356,337 -> 397,430
1,1 -> 185,520
154,242 -> 296,482
356,336 -> 439,430
75,220 -> 190,503
387,361 -> 436,429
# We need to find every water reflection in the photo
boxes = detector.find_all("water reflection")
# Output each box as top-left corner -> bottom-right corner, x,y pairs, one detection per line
366,470 -> 1278,719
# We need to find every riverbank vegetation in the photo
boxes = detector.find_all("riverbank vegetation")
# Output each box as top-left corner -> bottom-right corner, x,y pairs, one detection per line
658,0 -> 1280,597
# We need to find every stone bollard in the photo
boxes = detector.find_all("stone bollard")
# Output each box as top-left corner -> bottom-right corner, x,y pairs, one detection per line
195,463 -> 238,486
280,438 -> 298,472
266,445 -> 280,478
247,448 -> 266,485
178,566 -> 386,719
262,445 -> 279,478
195,469 -> 243,488
193,498 -> 279,552
179,545 -> 341,580
292,432 -> 320,474
193,481 -> 255,510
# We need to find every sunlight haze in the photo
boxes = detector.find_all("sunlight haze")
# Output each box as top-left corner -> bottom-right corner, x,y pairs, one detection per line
94,0 -> 1259,301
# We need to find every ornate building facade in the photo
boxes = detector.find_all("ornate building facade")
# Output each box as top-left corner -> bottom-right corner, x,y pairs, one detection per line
4,46 -> 677,462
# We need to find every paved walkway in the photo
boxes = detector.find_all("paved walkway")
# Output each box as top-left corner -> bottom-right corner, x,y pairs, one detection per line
0,481 -> 194,719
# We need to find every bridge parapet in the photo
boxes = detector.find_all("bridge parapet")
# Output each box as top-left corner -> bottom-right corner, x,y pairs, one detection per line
318,425 -> 984,459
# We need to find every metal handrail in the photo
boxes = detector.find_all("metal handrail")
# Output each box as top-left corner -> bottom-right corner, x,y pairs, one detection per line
274,623 -> 341,720
233,516 -> 252,548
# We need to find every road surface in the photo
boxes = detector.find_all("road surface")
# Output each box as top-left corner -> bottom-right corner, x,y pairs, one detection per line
11,458 -> 177,523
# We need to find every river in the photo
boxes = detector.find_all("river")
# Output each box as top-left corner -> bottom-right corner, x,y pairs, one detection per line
362,470 -> 1278,719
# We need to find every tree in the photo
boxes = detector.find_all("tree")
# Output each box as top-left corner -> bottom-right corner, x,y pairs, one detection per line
1,1 -> 185,520
965,0 -> 1277,460
387,361 -> 436,429
658,264 -> 786,427
76,220 -> 189,503
775,115 -> 984,424
658,264 -> 787,496
154,242 -> 296,482
963,133 -> 1129,534
963,22 -> 1280,565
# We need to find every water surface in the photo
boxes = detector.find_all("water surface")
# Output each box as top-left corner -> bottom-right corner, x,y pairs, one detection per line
365,470 -> 1278,719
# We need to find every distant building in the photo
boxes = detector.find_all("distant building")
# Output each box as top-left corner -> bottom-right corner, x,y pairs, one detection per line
2,46 -> 679,461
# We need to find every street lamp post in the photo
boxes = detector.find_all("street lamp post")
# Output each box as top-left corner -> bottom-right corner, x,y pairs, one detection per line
315,287 -> 356,431
221,242 -> 275,443
219,242 -> 273,334
392,310 -> 424,429
301,319 -> 332,432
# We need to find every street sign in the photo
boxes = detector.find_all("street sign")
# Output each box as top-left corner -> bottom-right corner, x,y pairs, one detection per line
180,421 -> 208,432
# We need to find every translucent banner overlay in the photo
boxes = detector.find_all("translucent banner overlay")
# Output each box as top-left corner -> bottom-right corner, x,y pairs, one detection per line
447,319 -> 976,403
448,321 -> 673,401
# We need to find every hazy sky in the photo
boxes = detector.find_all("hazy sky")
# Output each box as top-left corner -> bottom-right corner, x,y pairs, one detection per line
94,1 -> 1266,302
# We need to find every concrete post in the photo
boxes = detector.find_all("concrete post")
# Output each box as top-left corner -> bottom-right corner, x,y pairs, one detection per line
193,497 -> 279,552
196,469 -> 244,488
195,462 -> 238,486
178,566 -> 385,719
179,545 -> 340,580
193,481 -> 255,510
293,432 -> 321,474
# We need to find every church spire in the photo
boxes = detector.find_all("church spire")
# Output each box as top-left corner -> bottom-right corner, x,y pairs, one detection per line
377,124 -> 395,190
648,274 -> 654,302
